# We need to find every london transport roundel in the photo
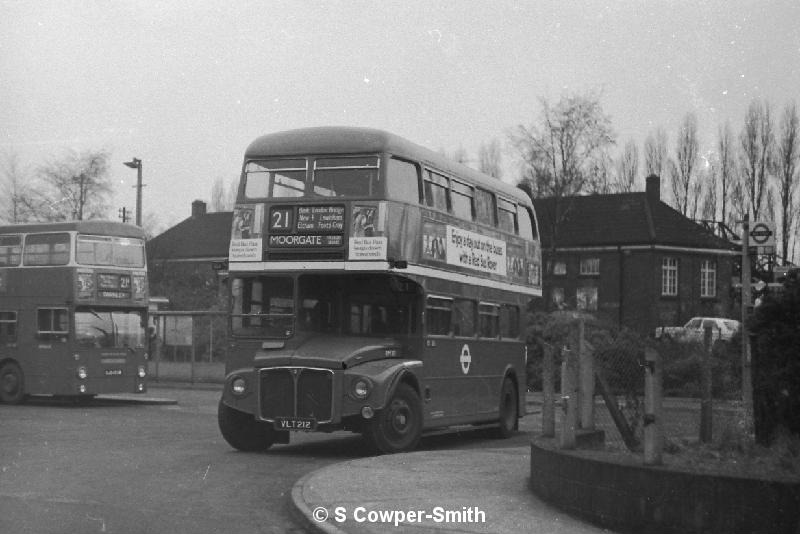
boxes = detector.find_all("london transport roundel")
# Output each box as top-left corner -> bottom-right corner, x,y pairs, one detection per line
460,344 -> 472,374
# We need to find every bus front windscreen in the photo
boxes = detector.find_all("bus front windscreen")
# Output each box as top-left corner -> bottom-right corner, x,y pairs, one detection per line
75,308 -> 146,349
77,235 -> 145,268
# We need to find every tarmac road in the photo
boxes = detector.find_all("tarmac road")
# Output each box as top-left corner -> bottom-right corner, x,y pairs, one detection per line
0,386 -> 543,534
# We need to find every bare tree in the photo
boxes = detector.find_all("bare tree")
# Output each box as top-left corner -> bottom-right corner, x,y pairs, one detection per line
615,139 -> 639,192
36,149 -> 113,221
509,91 -> 615,249
717,122 -> 737,228
671,113 -> 700,216
644,127 -> 668,178
776,101 -> 799,263
700,164 -> 717,220
0,150 -> 37,223
478,139 -> 503,179
740,99 -> 775,220
509,91 -> 615,199
452,146 -> 470,166
210,177 -> 238,212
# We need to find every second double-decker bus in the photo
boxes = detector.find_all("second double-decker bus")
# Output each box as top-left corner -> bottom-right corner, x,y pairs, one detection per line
0,221 -> 149,403
218,127 -> 542,453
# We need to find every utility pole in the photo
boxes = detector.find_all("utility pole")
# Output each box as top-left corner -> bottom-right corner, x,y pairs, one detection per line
741,215 -> 754,439
123,158 -> 144,226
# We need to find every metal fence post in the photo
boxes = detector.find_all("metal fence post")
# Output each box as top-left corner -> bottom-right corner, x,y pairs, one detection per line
643,347 -> 663,465
542,344 -> 555,437
700,325 -> 714,443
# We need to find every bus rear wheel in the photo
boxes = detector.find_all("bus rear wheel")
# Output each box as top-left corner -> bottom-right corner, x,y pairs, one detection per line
0,362 -> 25,404
218,400 -> 276,452
496,377 -> 518,439
363,383 -> 422,454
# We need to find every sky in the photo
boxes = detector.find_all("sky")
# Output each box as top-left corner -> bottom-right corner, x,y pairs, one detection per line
2,0 -> 799,232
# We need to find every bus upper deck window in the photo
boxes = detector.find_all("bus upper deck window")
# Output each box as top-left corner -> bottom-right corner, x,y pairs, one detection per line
386,157 -> 420,204
498,198 -> 517,234
475,189 -> 496,226
24,233 -> 70,266
313,157 -> 379,197
0,235 -> 21,266
245,160 -> 306,199
423,171 -> 448,212
517,206 -> 536,240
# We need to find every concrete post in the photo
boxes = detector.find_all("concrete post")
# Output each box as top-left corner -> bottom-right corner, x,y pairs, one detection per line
643,347 -> 663,465
578,319 -> 595,430
542,344 -> 556,437
700,326 -> 714,443
559,331 -> 579,450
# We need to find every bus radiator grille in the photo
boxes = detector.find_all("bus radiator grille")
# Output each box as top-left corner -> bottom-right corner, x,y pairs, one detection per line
259,368 -> 334,423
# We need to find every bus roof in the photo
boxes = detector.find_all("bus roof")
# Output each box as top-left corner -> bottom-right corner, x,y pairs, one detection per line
245,126 -> 532,205
0,220 -> 146,238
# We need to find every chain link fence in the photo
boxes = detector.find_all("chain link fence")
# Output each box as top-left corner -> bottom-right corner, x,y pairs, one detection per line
147,311 -> 227,384
529,312 -> 748,455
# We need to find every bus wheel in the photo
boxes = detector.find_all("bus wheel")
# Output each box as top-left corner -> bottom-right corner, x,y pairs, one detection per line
217,400 -> 275,452
496,378 -> 518,439
0,362 -> 25,404
364,383 -> 422,454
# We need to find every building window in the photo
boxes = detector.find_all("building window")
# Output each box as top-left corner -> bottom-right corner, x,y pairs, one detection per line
552,261 -> 567,276
551,287 -> 565,309
662,257 -> 678,296
701,259 -> 717,298
576,287 -> 598,311
579,257 -> 600,275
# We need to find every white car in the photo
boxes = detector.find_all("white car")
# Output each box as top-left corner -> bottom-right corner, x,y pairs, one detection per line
654,317 -> 741,343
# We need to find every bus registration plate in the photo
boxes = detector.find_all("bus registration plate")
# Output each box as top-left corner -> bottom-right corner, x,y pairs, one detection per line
274,417 -> 317,431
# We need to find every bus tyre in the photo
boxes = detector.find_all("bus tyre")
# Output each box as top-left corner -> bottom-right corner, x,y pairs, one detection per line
217,400 -> 275,452
496,378 -> 518,439
364,383 -> 422,454
0,362 -> 25,404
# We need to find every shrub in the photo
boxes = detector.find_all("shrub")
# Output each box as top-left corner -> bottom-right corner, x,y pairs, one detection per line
750,270 -> 800,444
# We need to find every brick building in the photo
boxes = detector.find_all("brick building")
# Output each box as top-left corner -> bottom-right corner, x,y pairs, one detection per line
146,200 -> 232,309
533,175 -> 739,334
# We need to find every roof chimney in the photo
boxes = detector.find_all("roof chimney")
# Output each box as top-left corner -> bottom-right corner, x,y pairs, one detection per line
645,174 -> 660,203
191,200 -> 207,218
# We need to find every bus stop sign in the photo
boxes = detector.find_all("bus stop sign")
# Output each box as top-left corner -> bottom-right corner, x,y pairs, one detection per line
749,221 -> 775,250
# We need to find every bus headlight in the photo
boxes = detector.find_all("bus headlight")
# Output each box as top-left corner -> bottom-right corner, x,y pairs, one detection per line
137,366 -> 147,378
231,377 -> 247,396
77,366 -> 88,380
353,378 -> 372,400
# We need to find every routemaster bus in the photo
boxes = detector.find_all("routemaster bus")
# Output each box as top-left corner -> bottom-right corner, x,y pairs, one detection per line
218,127 -> 542,454
0,221 -> 149,403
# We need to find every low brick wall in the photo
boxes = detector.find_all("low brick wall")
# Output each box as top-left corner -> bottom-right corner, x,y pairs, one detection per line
530,440 -> 800,534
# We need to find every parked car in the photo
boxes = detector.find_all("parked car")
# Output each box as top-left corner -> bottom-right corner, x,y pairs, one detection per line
654,317 -> 741,343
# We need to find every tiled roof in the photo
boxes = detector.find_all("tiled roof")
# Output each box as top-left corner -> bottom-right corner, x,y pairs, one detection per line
147,211 -> 232,261
533,192 -> 736,251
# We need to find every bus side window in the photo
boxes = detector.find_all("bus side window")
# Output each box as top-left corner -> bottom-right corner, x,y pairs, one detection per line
425,297 -> 452,336
452,298 -> 475,337
423,170 -> 449,212
386,157 -> 420,204
478,303 -> 500,339
450,180 -> 474,221
518,206 -> 536,240
500,304 -> 520,339
498,198 -> 518,234
37,308 -> 68,340
0,311 -> 17,342
475,189 -> 496,227
0,235 -> 22,266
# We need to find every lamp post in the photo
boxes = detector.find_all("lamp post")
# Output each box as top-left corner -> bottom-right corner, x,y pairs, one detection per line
123,158 -> 143,227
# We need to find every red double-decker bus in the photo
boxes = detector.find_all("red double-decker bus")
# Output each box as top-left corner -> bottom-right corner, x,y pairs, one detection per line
0,221 -> 149,403
218,127 -> 542,453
